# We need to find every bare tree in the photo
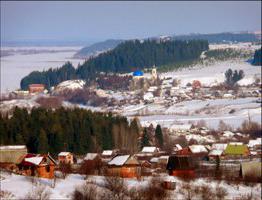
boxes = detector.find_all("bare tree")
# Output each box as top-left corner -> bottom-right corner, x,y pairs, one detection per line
25,183 -> 51,200
71,182 -> 99,200
103,176 -> 127,200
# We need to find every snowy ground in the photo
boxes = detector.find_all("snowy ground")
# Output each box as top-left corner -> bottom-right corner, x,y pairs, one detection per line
0,172 -> 261,199
0,46 -> 85,92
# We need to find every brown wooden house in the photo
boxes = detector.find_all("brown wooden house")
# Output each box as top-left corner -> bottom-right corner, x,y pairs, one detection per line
18,153 -> 57,179
58,152 -> 74,164
166,155 -> 195,178
107,155 -> 141,178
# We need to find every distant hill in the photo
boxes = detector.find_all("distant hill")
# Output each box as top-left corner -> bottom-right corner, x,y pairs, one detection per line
173,32 -> 260,44
74,39 -> 123,58
20,39 -> 208,89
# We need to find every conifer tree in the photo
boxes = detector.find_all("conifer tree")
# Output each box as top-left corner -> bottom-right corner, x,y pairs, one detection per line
38,129 -> 48,153
141,128 -> 150,149
155,124 -> 163,148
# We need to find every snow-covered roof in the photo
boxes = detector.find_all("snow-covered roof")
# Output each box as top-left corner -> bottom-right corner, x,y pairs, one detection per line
84,153 -> 98,161
211,143 -> 228,151
229,142 -> 243,145
248,138 -> 261,147
174,144 -> 182,151
150,157 -> 159,163
189,145 -> 208,153
0,145 -> 27,150
58,152 -> 71,156
102,150 -> 113,156
223,131 -> 235,137
24,156 -> 43,165
108,155 -> 130,166
170,124 -> 193,131
141,146 -> 158,153
208,149 -> 223,156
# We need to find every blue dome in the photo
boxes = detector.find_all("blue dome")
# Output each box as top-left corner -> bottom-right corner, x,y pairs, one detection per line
133,70 -> 144,76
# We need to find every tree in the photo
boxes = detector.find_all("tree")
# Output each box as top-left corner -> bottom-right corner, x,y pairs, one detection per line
38,129 -> 48,153
141,128 -> 150,149
155,124 -> 163,148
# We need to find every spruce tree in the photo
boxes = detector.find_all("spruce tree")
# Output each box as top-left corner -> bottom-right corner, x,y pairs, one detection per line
141,128 -> 150,149
155,124 -> 163,148
38,129 -> 48,153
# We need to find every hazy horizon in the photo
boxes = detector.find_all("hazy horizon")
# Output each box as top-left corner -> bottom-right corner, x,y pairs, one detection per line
1,1 -> 261,46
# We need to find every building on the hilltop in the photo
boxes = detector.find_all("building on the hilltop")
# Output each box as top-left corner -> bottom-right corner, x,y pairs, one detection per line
18,153 -> 57,179
151,66 -> 157,80
28,84 -> 45,93
0,145 -> 28,171
107,155 -> 141,178
58,152 -> 74,164
132,70 -> 144,79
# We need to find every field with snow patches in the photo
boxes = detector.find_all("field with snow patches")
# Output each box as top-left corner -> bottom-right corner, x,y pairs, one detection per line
0,46 -> 84,92
0,172 -> 261,199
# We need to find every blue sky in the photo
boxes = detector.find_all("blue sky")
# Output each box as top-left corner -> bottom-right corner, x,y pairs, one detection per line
1,1 -> 261,43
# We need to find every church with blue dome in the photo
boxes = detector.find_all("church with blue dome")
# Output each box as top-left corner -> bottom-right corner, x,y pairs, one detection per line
133,70 -> 144,77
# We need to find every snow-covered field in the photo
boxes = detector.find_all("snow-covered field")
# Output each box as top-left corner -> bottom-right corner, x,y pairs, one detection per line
131,97 -> 261,130
1,172 -> 261,199
0,46 -> 85,92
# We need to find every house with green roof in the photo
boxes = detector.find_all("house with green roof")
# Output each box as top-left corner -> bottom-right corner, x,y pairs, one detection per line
223,144 -> 250,158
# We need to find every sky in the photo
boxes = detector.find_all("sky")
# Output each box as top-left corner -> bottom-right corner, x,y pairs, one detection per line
1,1 -> 261,43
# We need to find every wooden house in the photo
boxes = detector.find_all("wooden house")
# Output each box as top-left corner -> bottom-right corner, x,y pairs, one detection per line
82,153 -> 102,175
101,150 -> 118,163
107,155 -> 141,178
166,155 -> 195,178
28,84 -> 45,93
224,144 -> 250,159
58,152 -> 74,164
0,145 -> 28,171
18,153 -> 57,179
135,146 -> 159,162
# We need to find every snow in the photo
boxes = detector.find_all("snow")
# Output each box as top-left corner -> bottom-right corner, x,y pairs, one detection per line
0,145 -> 27,150
189,145 -> 208,153
24,156 -> 44,165
53,80 -> 86,94
141,146 -> 158,153
208,149 -> 224,156
102,150 -> 113,156
223,131 -> 235,137
84,153 -> 98,161
170,124 -> 192,131
211,143 -> 228,151
248,138 -> 261,147
58,152 -> 71,156
229,142 -> 243,145
108,155 -> 129,166
150,157 -> 159,163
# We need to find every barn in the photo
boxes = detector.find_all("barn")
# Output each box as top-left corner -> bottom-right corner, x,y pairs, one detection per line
107,155 -> 141,178
18,153 -> 57,179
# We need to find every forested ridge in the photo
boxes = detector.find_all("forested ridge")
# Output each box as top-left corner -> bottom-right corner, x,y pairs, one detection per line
20,39 -> 209,90
0,107 -> 143,155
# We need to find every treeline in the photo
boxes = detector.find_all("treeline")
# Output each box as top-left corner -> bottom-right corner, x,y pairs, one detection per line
20,39 -> 209,90
252,48 -> 261,66
0,107 -> 142,155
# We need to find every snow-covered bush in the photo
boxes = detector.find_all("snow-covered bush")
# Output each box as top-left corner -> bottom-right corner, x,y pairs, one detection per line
25,183 -> 51,200
0,190 -> 15,199
71,182 -> 99,200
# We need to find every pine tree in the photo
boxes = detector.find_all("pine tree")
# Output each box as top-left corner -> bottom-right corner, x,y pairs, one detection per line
155,124 -> 163,148
38,129 -> 48,153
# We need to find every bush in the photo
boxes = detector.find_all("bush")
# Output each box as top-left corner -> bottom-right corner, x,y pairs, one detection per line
0,190 -> 15,199
59,162 -> 72,179
71,182 -> 99,200
215,184 -> 228,200
25,183 -> 51,200
103,176 -> 127,200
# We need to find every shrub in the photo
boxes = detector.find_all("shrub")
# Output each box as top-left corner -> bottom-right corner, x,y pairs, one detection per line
71,182 -> 99,200
0,190 -> 15,199
59,162 -> 72,179
215,184 -> 228,200
103,176 -> 127,200
25,183 -> 51,200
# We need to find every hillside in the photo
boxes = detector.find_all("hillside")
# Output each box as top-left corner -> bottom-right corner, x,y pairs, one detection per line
20,39 -> 209,89
173,32 -> 260,43
74,39 -> 123,58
